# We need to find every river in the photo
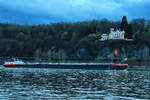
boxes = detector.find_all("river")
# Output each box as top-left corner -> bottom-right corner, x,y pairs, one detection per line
0,66 -> 150,100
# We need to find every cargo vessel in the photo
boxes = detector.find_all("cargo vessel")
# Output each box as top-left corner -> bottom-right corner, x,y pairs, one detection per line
2,59 -> 128,70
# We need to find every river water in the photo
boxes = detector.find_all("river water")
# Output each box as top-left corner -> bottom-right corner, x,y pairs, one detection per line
0,66 -> 150,100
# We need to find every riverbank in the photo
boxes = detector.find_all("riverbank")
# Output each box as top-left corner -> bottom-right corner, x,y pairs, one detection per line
127,68 -> 150,71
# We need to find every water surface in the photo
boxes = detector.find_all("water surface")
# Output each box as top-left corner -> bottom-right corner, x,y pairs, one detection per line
0,66 -> 150,100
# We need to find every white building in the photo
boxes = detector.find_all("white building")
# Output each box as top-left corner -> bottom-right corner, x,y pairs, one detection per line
101,28 -> 125,41
109,28 -> 125,40
101,34 -> 109,41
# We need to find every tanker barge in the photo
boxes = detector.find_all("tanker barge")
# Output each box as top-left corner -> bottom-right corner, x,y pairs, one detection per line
2,59 -> 128,70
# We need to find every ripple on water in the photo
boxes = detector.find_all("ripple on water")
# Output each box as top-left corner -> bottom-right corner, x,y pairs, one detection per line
0,67 -> 150,99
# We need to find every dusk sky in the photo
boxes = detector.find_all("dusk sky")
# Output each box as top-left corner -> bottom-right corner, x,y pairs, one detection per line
0,0 -> 149,24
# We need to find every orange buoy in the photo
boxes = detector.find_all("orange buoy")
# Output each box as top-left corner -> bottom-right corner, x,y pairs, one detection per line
114,49 -> 118,55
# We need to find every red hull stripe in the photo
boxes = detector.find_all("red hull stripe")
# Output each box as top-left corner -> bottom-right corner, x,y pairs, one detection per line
3,64 -> 17,66
109,64 -> 128,66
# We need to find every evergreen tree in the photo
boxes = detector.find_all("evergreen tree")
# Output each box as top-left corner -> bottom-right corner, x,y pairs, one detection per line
126,24 -> 133,39
120,16 -> 128,31
120,16 -> 133,39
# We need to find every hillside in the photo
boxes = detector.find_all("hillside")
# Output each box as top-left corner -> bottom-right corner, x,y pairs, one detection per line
0,17 -> 150,65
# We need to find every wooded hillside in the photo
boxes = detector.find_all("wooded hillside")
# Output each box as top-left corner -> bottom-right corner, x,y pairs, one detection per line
0,16 -> 150,61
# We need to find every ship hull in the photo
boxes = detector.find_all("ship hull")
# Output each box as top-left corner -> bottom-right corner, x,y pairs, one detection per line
3,63 -> 128,70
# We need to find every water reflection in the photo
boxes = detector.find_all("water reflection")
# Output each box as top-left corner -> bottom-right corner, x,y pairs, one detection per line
0,67 -> 150,99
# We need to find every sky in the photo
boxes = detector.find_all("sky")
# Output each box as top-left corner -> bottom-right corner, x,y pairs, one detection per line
0,0 -> 150,25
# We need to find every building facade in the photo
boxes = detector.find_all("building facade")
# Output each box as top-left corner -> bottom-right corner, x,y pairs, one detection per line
109,28 -> 125,40
101,28 -> 125,41
101,34 -> 109,41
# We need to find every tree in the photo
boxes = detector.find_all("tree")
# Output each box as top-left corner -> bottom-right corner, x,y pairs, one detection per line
16,32 -> 25,41
34,49 -> 42,60
145,20 -> 150,32
47,49 -> 52,61
0,27 -> 2,38
131,18 -> 145,33
61,32 -> 69,40
120,16 -> 128,31
120,16 -> 133,39
126,24 -> 133,39
71,32 -> 78,41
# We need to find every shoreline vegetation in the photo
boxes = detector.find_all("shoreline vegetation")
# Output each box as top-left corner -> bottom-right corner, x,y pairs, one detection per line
0,16 -> 150,68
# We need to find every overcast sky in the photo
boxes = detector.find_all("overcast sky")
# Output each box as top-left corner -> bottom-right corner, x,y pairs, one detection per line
0,0 -> 149,24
